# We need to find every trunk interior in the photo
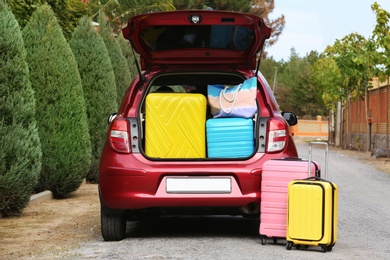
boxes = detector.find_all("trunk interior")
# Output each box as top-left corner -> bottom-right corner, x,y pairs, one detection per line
139,72 -> 260,160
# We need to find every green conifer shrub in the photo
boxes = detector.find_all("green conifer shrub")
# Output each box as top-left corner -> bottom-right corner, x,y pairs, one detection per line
0,0 -> 42,216
117,32 -> 137,82
7,0 -> 90,40
69,17 -> 118,182
22,5 -> 92,197
98,13 -> 131,106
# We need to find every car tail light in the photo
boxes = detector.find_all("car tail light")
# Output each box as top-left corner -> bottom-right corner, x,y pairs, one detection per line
267,118 -> 287,152
109,118 -> 130,153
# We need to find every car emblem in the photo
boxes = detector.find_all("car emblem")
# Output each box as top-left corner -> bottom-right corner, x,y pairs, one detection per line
189,15 -> 202,24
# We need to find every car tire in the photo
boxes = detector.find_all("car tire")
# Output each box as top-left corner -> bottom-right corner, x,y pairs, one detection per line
101,205 -> 126,241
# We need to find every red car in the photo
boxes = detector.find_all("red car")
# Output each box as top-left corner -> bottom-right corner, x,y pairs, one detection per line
99,10 -> 298,241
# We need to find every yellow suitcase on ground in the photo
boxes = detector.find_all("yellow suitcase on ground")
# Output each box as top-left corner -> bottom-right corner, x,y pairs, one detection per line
286,178 -> 338,252
145,93 -> 206,158
286,142 -> 338,252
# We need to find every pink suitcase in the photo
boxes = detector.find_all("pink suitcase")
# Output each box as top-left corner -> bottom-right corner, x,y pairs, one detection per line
259,157 -> 320,245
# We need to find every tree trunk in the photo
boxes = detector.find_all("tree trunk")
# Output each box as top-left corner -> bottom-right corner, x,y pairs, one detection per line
364,81 -> 369,152
387,77 -> 389,157
336,101 -> 342,147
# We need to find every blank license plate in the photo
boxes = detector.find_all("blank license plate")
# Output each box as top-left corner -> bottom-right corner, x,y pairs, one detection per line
166,177 -> 231,194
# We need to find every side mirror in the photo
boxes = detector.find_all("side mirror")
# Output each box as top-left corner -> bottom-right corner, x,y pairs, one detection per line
282,112 -> 298,126
108,113 -> 117,124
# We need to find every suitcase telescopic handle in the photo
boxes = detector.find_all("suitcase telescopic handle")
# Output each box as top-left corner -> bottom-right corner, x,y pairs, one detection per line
308,141 -> 329,179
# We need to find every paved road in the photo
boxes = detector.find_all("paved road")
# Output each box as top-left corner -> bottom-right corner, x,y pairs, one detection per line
60,141 -> 390,259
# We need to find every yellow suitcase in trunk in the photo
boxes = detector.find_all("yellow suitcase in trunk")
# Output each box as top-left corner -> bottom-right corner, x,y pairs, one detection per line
145,93 -> 206,158
286,177 -> 338,252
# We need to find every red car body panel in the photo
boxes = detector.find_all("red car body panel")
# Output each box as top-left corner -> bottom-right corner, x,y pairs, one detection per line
100,142 -> 297,210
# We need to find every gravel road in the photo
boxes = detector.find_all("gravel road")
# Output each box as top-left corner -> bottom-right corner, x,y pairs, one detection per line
58,140 -> 390,260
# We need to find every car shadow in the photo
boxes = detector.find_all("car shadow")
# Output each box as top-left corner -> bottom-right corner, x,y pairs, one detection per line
125,215 -> 260,239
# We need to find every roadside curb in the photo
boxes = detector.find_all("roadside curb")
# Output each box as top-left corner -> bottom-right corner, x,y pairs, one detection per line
29,190 -> 53,205
29,178 -> 87,205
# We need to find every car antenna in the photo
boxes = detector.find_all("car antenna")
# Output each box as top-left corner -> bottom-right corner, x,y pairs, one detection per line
131,47 -> 146,82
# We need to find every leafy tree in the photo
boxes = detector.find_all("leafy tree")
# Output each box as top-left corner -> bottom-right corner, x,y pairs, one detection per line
371,2 -> 390,153
325,34 -> 372,102
174,0 -> 251,11
259,56 -> 279,92
311,56 -> 343,110
69,17 -> 118,182
173,0 -> 209,9
88,0 -> 175,33
8,0 -> 90,40
0,0 -> 42,216
372,2 -> 390,80
272,49 -> 324,117
311,55 -> 343,145
325,33 -> 377,150
98,12 -> 131,106
250,0 -> 285,49
22,5 -> 92,197
286,51 -> 311,116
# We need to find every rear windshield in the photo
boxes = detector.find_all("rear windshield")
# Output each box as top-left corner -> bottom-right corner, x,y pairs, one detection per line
140,25 -> 254,51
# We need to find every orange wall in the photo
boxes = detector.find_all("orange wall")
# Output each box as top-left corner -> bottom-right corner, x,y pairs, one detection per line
291,116 -> 328,138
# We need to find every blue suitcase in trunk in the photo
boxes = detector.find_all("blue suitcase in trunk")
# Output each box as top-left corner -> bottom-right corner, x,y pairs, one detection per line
206,118 -> 254,158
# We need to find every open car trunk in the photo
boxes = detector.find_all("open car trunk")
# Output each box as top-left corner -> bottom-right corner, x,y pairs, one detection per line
123,10 -> 271,71
139,72 -> 262,160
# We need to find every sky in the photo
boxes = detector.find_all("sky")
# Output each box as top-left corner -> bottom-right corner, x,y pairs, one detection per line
267,0 -> 390,61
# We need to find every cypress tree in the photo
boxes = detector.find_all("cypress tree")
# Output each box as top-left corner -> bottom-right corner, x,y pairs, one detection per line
0,0 -> 42,216
70,17 -> 118,182
99,13 -> 131,106
22,5 -> 92,197
117,32 -> 137,82
7,0 -> 90,40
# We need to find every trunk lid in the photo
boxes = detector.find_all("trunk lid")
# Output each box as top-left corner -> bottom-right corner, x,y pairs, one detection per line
122,10 -> 271,70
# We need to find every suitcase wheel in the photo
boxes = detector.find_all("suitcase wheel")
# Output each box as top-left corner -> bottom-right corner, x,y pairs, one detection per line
320,245 -> 331,253
261,236 -> 278,245
286,242 -> 293,250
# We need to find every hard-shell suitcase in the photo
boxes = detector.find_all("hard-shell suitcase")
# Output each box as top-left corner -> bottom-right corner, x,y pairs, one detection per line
145,93 -> 207,158
286,142 -> 338,252
259,157 -> 320,245
206,118 -> 254,158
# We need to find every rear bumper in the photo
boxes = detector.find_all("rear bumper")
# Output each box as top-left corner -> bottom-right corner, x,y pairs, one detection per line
99,169 -> 260,210
99,142 -> 297,211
